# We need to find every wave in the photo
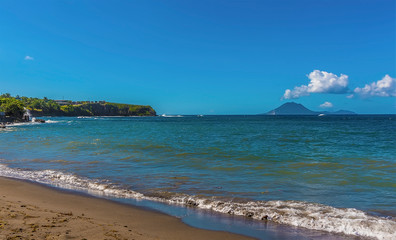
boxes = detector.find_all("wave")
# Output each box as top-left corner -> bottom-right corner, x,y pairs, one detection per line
5,120 -> 61,127
0,164 -> 394,239
161,114 -> 183,117
44,120 -> 60,123
6,122 -> 41,127
0,164 -> 143,199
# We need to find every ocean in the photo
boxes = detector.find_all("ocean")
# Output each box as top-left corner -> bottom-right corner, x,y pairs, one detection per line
1,115 -> 395,239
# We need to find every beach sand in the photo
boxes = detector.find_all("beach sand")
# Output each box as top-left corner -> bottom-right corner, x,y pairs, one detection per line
0,177 -> 252,240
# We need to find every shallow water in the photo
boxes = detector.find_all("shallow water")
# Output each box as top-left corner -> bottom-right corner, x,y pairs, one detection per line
1,115 -> 395,239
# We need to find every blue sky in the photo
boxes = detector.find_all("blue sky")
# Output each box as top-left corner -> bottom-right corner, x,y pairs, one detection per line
0,0 -> 395,114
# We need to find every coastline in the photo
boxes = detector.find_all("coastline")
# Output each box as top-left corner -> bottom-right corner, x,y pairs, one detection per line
1,116 -> 395,240
0,176 -> 253,240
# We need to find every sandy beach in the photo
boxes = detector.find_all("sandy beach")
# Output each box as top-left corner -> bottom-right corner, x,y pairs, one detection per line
0,177 -> 252,240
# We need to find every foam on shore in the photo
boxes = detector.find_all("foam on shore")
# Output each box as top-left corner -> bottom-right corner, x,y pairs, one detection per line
4,119 -> 61,127
0,164 -> 395,239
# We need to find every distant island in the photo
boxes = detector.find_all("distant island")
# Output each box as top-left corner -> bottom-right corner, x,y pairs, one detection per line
0,93 -> 156,123
264,102 -> 357,115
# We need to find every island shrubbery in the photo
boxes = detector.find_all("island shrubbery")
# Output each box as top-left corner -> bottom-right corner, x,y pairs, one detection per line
0,93 -> 156,120
0,96 -> 25,119
55,102 -> 156,116
22,97 -> 61,114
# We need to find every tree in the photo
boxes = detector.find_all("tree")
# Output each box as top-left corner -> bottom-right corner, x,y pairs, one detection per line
30,99 -> 42,110
0,98 -> 25,119
0,93 -> 11,98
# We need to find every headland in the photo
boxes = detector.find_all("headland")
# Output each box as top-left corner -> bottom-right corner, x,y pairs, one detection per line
0,93 -> 156,125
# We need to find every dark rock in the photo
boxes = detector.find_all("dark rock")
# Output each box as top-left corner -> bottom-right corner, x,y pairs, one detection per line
245,212 -> 254,218
34,119 -> 45,123
186,200 -> 198,207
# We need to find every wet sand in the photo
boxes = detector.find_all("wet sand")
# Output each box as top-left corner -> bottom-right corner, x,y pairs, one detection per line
0,177 -> 253,240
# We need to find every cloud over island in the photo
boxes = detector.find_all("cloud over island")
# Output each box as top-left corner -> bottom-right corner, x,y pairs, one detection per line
319,101 -> 333,108
24,56 -> 34,61
283,70 -> 349,99
282,70 -> 395,100
353,75 -> 396,98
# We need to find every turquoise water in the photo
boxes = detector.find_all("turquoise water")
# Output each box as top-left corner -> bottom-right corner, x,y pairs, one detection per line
1,115 -> 395,239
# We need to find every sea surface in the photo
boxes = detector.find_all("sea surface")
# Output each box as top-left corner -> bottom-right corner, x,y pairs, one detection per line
1,115 -> 395,239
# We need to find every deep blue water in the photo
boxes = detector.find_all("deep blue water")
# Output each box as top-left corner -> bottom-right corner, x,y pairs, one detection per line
1,115 -> 395,239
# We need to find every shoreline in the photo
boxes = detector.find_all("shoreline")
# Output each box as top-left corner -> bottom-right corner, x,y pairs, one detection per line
1,116 -> 395,239
0,176 -> 253,240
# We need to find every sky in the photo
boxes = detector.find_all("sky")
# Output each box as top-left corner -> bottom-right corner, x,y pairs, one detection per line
0,0 -> 395,114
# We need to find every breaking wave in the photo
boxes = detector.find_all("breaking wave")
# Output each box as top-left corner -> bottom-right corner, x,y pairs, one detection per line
161,114 -> 183,117
5,120 -> 61,127
6,122 -> 41,127
44,120 -> 60,123
0,164 -> 395,239
0,164 -> 144,199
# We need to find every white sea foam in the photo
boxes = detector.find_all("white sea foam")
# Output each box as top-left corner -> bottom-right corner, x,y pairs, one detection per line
0,164 -> 143,199
0,164 -> 394,239
44,120 -> 60,123
7,122 -> 40,127
164,196 -> 396,239
161,114 -> 183,117
5,119 -> 60,127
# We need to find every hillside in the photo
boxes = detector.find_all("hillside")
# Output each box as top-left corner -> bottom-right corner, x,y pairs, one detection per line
0,94 -> 156,120
30,102 -> 156,117
264,102 -> 357,115
266,102 -> 317,115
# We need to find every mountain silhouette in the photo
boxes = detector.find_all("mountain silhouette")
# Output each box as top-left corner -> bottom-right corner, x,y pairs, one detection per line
264,102 -> 357,115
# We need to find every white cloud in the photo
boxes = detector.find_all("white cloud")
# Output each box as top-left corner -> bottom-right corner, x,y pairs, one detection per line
282,70 -> 349,99
319,101 -> 333,108
283,85 -> 309,99
24,56 -> 34,60
308,70 -> 349,93
353,75 -> 396,98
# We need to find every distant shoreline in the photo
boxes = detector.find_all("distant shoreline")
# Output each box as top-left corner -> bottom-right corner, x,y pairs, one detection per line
0,94 -> 157,124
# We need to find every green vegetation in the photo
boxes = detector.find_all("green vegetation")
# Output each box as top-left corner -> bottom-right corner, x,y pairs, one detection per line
57,102 -> 156,116
20,96 -> 61,115
0,95 -> 25,119
0,93 -> 156,119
